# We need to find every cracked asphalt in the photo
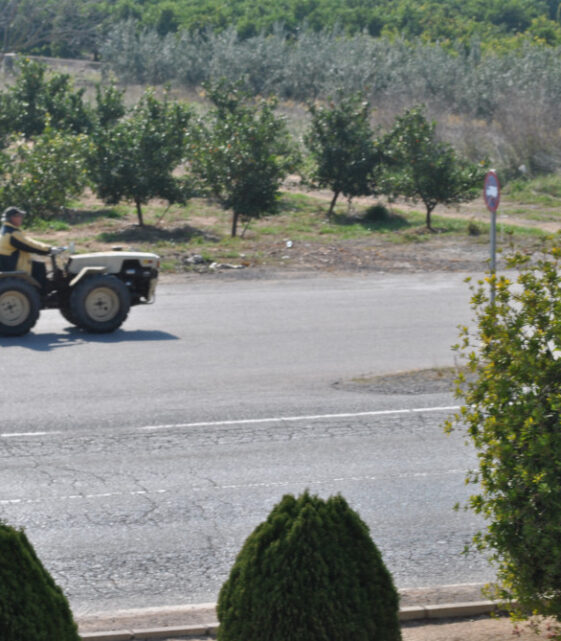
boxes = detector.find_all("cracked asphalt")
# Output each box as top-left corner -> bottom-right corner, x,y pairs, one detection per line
0,272 -> 495,615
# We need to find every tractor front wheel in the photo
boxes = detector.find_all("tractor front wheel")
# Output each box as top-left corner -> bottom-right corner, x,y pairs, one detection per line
70,275 -> 130,333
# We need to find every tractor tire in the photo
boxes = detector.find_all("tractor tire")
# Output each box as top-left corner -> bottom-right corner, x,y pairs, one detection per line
59,303 -> 78,327
0,277 -> 40,336
70,275 -> 130,333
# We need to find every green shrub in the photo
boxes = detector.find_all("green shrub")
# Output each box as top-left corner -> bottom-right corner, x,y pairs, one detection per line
0,521 -> 80,641
446,244 -> 561,622
217,491 -> 401,641
467,220 -> 482,236
0,126 -> 90,221
364,204 -> 391,223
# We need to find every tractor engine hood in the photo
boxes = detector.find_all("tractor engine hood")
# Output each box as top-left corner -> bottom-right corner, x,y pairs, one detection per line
67,251 -> 160,275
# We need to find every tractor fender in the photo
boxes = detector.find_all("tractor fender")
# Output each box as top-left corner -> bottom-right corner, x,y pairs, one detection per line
70,266 -> 108,287
0,271 -> 41,289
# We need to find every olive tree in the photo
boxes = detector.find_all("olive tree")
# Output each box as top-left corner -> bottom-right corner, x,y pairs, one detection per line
380,107 -> 485,230
0,0 -> 104,57
446,245 -> 561,623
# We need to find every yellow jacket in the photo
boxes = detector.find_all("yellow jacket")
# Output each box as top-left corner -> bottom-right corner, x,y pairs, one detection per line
0,222 -> 51,274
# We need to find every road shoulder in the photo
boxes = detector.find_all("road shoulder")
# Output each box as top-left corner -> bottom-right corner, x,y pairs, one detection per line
78,584 -> 553,641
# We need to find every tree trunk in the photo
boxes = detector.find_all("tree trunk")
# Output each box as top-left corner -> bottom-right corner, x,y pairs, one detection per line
135,199 -> 144,227
231,211 -> 240,237
327,190 -> 340,218
426,204 -> 436,232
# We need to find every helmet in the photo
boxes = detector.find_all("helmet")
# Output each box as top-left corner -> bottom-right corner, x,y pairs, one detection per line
1,207 -> 26,223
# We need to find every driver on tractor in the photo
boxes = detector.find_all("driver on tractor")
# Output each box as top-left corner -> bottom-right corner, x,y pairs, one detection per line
0,206 -> 53,292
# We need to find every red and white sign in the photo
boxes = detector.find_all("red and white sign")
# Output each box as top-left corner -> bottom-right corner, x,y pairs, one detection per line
483,170 -> 500,213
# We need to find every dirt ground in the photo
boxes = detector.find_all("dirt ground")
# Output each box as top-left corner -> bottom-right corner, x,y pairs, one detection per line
34,178 -> 560,281
401,616 -> 556,641
176,198 -> 551,278
78,612 -> 555,641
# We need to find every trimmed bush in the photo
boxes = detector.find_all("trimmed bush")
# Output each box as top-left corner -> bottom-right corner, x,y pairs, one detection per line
217,491 -> 401,641
0,522 -> 80,641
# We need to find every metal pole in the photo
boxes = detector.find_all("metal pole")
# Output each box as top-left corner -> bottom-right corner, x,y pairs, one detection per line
490,210 -> 496,304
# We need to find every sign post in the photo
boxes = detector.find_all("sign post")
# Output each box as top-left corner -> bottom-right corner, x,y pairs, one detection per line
483,170 -> 501,304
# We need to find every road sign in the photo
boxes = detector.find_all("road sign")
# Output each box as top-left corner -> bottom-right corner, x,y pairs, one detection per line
484,170 -> 500,304
484,170 -> 500,213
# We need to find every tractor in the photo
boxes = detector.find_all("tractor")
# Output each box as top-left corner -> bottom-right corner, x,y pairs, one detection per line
0,247 -> 159,336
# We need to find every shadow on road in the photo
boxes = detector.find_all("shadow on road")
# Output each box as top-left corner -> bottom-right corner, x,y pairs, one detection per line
0,327 -> 179,351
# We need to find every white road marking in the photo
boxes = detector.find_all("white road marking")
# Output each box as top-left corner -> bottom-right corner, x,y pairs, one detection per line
220,468 -> 464,490
0,406 -> 461,439
1,431 -> 63,438
0,489 -> 168,506
140,406 -> 461,432
408,582 -> 485,589
0,405 -> 463,506
0,470 -> 464,506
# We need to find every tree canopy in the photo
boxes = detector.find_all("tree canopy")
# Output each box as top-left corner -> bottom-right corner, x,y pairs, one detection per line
87,88 -> 193,225
2,0 -> 561,59
305,92 -> 381,218
380,107 -> 485,230
190,82 -> 295,237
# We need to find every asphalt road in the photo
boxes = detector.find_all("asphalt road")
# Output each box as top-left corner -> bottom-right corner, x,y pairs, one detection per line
0,272 -> 494,615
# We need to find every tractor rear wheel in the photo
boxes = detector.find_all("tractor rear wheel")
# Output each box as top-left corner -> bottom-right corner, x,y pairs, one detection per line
0,278 -> 40,336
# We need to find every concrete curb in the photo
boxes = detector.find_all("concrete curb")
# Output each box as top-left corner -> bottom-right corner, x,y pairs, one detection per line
399,599 -> 507,621
79,599 -> 509,641
81,624 -> 217,640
